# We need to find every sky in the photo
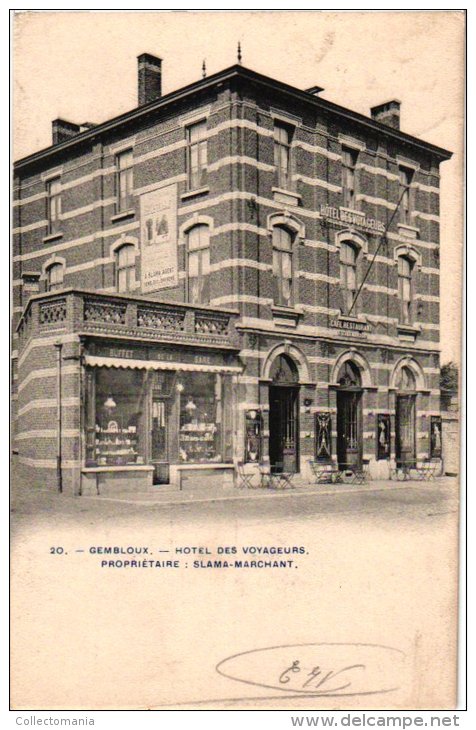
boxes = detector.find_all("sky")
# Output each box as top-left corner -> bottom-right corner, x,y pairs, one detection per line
12,10 -> 464,364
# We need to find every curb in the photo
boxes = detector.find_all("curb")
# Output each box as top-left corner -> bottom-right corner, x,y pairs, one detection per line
83,481 -> 426,507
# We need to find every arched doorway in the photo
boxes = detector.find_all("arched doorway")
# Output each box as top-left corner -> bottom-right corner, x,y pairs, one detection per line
395,366 -> 417,466
268,354 -> 299,473
336,360 -> 363,469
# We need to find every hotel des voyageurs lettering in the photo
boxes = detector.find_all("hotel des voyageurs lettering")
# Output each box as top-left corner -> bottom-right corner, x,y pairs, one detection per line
12,52 -> 451,495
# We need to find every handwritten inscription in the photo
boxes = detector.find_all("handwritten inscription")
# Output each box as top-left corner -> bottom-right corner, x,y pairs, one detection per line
216,642 -> 405,698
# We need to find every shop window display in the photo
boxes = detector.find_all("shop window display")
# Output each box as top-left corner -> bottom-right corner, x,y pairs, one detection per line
178,372 -> 223,463
85,368 -> 147,467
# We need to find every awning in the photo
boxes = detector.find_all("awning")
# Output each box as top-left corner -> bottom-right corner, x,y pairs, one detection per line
84,354 -> 242,374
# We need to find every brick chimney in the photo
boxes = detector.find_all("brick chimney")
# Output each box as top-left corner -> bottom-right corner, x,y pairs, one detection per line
370,100 -> 401,130
305,85 -> 325,96
138,53 -> 162,106
52,118 -> 81,145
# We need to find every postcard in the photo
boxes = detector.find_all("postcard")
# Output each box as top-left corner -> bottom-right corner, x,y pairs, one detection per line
10,10 -> 464,711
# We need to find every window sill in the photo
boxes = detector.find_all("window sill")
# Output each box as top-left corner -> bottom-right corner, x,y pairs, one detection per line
43,232 -> 63,243
110,209 -> 135,223
181,187 -> 209,201
396,323 -> 421,340
272,187 -> 301,206
397,223 -> 419,239
271,304 -> 303,328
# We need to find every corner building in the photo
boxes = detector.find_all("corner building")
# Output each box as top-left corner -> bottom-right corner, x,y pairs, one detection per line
12,56 -> 451,495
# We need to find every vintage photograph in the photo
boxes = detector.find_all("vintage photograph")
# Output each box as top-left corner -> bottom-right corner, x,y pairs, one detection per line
11,10 -> 464,711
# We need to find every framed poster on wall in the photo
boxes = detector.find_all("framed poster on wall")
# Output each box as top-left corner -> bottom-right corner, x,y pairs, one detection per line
314,412 -> 332,462
244,409 -> 262,463
430,415 -> 443,458
376,414 -> 391,460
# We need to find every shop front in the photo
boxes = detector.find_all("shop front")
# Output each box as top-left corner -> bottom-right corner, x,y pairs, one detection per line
81,341 -> 240,494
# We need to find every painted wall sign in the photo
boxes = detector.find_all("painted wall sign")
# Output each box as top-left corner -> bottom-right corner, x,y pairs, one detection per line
329,317 -> 372,333
95,344 -> 233,367
320,204 -> 385,233
140,184 -> 178,292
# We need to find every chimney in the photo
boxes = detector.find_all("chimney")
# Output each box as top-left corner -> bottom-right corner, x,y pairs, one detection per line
370,100 -> 401,130
305,85 -> 325,96
52,118 -> 81,145
138,53 -> 162,106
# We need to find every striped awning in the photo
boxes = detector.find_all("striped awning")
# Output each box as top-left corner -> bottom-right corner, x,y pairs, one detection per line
84,354 -> 242,374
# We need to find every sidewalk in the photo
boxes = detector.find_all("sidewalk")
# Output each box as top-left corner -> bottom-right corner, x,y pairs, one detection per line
83,475 -> 458,507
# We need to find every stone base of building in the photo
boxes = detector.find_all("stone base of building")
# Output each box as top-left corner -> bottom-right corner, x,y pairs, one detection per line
80,466 -> 155,496
172,464 -> 235,490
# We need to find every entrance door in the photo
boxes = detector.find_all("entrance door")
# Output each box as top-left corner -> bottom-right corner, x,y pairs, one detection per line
269,386 -> 299,473
151,398 -> 169,484
337,390 -> 362,469
336,360 -> 363,470
396,395 -> 416,465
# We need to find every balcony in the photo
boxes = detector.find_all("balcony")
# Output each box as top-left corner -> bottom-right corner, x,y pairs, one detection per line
17,289 -> 241,351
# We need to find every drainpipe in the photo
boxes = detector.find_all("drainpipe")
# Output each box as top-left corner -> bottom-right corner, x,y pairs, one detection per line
54,342 -> 63,493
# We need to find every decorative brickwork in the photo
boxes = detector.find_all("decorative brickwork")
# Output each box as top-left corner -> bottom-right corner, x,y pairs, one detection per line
83,299 -> 127,325
39,299 -> 67,324
195,313 -> 230,336
137,305 -> 185,331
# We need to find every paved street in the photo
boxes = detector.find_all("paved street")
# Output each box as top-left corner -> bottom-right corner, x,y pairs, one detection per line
11,469 -> 459,531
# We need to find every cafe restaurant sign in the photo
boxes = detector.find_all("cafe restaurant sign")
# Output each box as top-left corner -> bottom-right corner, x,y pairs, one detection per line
329,317 -> 372,334
320,204 -> 385,234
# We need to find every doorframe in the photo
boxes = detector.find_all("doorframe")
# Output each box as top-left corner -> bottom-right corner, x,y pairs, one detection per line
395,392 -> 417,465
150,392 -> 171,485
336,386 -> 363,469
268,384 -> 300,473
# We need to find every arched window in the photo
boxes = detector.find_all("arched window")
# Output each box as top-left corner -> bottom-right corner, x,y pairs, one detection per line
340,242 -> 358,314
272,226 -> 293,307
115,244 -> 136,293
337,360 -> 362,388
270,353 -> 299,384
396,366 -> 416,392
46,262 -> 64,292
187,225 -> 210,304
398,256 -> 413,324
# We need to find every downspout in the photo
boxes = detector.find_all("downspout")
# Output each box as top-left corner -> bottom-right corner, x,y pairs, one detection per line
54,342 -> 63,493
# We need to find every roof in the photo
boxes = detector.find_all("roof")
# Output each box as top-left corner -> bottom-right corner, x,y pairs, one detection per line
14,64 -> 452,171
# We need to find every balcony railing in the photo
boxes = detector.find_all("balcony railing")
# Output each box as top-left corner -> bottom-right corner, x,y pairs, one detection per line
17,289 -> 240,350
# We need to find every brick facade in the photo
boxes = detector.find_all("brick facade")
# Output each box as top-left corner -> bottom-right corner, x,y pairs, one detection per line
12,61 -> 451,495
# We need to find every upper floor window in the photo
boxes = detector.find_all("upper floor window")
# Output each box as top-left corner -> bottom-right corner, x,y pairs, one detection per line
116,244 -> 136,293
187,225 -> 210,304
340,241 -> 358,314
272,226 -> 293,307
397,255 -> 413,324
398,166 -> 414,225
187,121 -> 207,190
116,150 -> 133,212
274,123 -> 293,189
47,178 -> 61,234
342,147 -> 359,209
46,262 -> 64,292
